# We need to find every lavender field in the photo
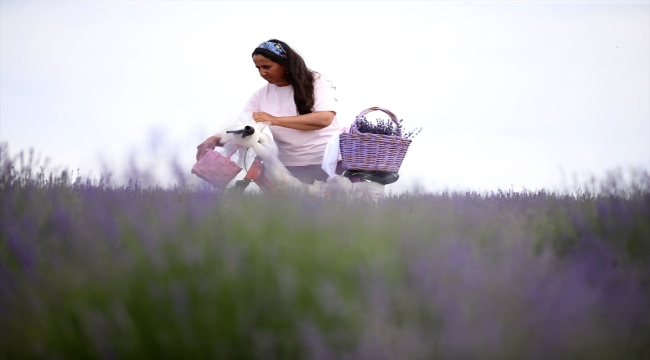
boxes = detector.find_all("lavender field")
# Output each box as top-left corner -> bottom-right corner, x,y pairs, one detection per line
1,145 -> 649,359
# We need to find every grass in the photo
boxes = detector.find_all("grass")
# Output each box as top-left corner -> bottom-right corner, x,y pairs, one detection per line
1,143 -> 649,359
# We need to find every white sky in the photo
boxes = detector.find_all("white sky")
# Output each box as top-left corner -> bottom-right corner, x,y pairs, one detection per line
1,0 -> 649,192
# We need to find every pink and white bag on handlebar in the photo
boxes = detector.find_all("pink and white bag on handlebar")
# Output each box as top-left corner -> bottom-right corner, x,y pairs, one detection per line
191,146 -> 242,188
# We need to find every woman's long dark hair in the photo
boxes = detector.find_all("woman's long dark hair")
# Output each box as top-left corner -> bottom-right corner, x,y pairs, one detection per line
252,39 -> 316,115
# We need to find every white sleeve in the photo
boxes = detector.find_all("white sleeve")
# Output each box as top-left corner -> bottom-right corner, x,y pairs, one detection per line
243,89 -> 261,113
312,74 -> 338,114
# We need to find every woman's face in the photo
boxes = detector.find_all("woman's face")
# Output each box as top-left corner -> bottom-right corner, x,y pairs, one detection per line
253,54 -> 289,86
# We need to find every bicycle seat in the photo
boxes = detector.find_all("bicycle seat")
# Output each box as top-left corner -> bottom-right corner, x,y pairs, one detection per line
342,170 -> 399,185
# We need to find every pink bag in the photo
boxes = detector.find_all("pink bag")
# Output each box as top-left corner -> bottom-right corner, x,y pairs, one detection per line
191,146 -> 242,188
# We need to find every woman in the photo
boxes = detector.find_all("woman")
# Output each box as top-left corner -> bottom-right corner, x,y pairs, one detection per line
196,39 -> 343,184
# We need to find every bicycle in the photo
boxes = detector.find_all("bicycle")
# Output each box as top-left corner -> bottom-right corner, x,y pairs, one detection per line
221,124 -> 399,197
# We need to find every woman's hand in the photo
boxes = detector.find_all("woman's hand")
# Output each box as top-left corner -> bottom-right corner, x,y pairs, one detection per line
195,135 -> 223,161
252,112 -> 277,125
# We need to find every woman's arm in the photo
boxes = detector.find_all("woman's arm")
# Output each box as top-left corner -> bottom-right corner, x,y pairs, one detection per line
252,111 -> 335,130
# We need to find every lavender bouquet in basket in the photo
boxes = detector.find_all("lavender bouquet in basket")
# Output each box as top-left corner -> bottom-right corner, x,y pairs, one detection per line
355,116 -> 422,139
339,107 -> 421,173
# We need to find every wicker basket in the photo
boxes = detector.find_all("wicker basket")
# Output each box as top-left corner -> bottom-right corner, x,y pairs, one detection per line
339,107 -> 412,172
191,146 -> 242,188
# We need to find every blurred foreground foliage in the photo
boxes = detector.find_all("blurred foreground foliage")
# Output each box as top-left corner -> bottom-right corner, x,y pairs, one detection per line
1,144 -> 649,359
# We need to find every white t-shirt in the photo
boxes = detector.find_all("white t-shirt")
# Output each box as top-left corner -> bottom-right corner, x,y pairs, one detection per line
243,74 -> 343,166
